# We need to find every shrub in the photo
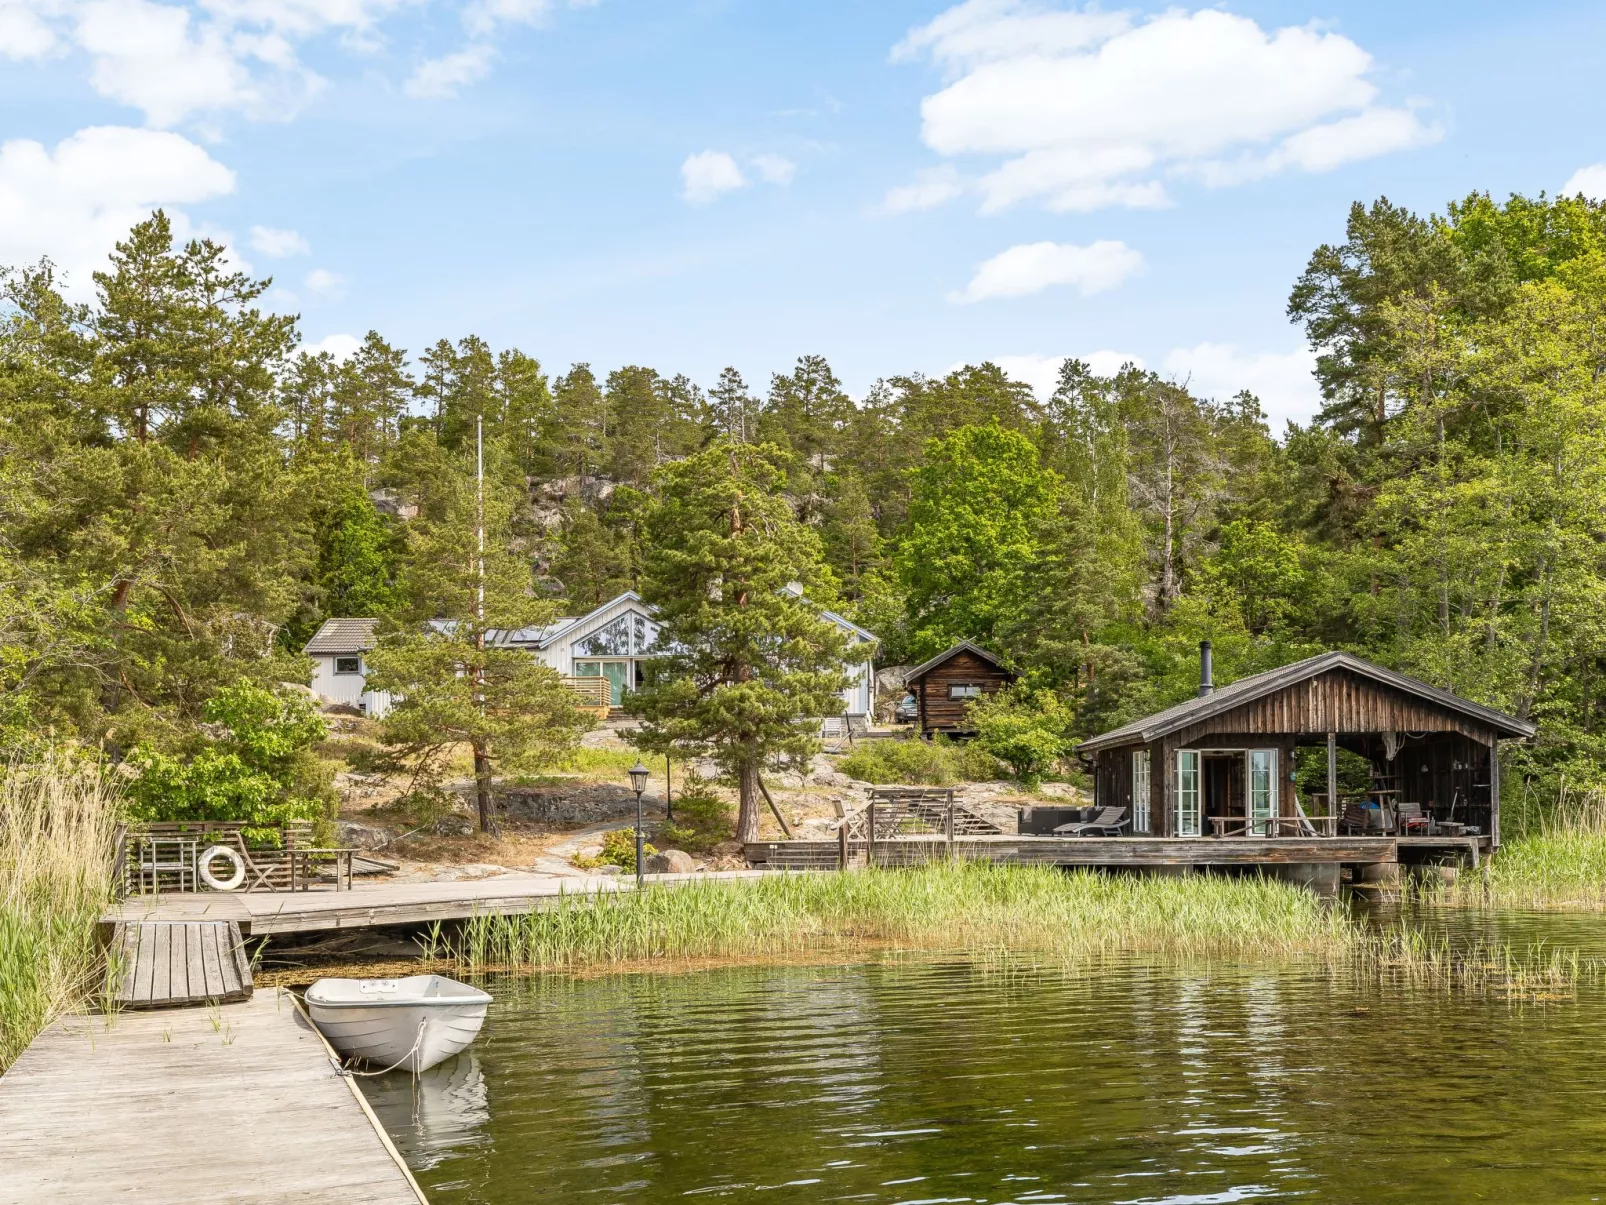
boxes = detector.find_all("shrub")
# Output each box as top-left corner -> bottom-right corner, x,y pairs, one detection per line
656,787 -> 735,853
125,681 -> 335,839
576,827 -> 657,872
838,736 -> 1003,786
967,686 -> 1075,788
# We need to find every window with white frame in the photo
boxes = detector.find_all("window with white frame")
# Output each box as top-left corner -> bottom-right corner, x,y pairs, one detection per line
1132,749 -> 1151,833
1176,750 -> 1201,837
948,683 -> 982,700
334,656 -> 361,675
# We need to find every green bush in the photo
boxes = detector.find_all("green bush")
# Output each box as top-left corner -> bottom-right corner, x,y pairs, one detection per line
576,827 -> 657,872
125,682 -> 335,839
656,788 -> 735,853
967,686 -> 1075,788
838,736 -> 1002,785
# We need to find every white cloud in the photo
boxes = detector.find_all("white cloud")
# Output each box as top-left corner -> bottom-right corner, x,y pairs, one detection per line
405,42 -> 494,98
681,150 -> 746,205
0,125 -> 235,297
1562,163 -> 1606,201
952,239 -> 1142,303
304,331 -> 359,359
898,3 -> 1442,213
751,153 -> 796,186
0,1 -> 58,57
248,223 -> 308,257
1160,342 -> 1321,429
878,164 -> 965,214
304,266 -> 345,297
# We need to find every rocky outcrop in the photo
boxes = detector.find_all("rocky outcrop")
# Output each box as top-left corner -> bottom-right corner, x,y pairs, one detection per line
644,849 -> 697,874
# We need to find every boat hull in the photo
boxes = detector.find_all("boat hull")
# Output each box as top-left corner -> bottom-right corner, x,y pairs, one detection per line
305,975 -> 491,1073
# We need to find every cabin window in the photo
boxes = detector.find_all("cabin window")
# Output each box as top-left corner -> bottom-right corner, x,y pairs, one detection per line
576,615 -> 633,657
1176,750 -> 1201,837
1132,750 -> 1151,833
334,656 -> 361,675
948,683 -> 982,700
1248,749 -> 1277,837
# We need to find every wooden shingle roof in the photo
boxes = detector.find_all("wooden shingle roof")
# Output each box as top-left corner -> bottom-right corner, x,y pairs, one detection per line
303,618 -> 379,656
1077,650 -> 1535,753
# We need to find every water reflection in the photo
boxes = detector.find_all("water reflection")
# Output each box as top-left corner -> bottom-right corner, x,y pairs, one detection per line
364,1051 -> 491,1171
363,917 -> 1606,1204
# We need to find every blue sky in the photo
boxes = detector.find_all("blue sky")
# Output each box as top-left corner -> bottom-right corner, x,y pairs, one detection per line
5,0 -> 1606,428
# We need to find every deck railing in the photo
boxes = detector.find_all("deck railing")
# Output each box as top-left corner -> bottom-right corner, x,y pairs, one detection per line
561,676 -> 613,710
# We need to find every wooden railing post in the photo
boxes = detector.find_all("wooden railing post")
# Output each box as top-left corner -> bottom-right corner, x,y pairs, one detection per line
946,791 -> 955,861
867,800 -> 876,868
839,817 -> 849,870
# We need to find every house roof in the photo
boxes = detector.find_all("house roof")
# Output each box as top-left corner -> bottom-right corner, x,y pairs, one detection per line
490,591 -> 647,650
304,617 -> 379,656
904,641 -> 1013,683
821,608 -> 877,646
1076,650 -> 1536,753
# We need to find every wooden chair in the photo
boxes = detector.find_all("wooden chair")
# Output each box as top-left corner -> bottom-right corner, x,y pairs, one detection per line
1339,802 -> 1373,835
1396,802 -> 1431,834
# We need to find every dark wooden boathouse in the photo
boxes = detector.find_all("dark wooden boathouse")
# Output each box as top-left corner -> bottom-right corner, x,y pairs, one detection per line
1076,644 -> 1536,850
904,642 -> 1017,739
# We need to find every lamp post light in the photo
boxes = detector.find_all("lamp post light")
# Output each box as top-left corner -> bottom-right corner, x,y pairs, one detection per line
628,760 -> 650,888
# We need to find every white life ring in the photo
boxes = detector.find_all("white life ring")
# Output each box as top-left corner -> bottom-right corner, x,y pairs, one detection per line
198,845 -> 246,892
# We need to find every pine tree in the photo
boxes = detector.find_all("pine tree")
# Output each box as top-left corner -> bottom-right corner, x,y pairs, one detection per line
631,441 -> 849,841
552,363 -> 608,481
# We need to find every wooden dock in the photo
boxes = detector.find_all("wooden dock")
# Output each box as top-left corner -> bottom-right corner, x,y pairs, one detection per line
747,834 -> 1437,869
0,989 -> 426,1203
110,920 -> 253,1008
106,870 -> 773,935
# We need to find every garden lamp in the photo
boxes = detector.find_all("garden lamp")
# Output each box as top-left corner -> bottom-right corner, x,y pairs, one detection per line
629,760 -> 650,888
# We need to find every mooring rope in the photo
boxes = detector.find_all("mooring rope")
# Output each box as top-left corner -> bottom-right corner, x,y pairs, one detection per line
286,988 -> 426,1079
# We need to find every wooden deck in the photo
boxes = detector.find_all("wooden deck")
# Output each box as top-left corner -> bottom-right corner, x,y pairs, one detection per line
110,920 -> 253,1008
747,834 -> 1417,869
0,989 -> 425,1204
106,870 -> 774,935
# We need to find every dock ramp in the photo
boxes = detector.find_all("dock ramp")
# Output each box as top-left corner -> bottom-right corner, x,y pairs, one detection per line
109,920 -> 253,1008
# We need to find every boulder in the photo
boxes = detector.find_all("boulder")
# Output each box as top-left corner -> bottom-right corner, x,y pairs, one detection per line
644,849 -> 697,874
335,819 -> 395,850
595,864 -> 623,876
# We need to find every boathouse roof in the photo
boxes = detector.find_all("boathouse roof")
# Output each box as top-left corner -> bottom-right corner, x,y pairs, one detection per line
1077,651 -> 1536,754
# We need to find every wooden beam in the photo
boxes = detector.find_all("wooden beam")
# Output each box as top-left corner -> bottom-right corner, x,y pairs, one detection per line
1327,731 -> 1338,811
756,774 -> 793,838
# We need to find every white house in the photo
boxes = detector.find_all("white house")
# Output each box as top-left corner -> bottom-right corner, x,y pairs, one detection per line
306,590 -> 876,719
494,590 -> 876,717
304,617 -> 393,718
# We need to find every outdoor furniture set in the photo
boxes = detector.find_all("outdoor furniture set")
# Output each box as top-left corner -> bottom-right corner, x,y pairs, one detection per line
120,820 -> 360,895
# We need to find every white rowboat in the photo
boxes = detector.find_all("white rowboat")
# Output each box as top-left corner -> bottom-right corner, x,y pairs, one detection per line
305,974 -> 492,1073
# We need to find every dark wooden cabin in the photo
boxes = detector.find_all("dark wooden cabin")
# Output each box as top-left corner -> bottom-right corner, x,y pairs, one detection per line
905,642 -> 1017,738
1077,644 -> 1535,848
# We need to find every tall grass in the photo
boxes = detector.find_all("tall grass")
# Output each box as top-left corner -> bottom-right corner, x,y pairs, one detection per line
0,755 -> 123,1070
1452,780 -> 1606,909
440,863 -> 1360,970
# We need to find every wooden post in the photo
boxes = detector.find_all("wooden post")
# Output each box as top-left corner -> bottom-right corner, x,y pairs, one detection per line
756,774 -> 793,838
1326,731 -> 1338,819
839,816 -> 849,870
1489,736 -> 1501,848
867,800 -> 876,868
666,754 -> 673,824
946,791 -> 956,861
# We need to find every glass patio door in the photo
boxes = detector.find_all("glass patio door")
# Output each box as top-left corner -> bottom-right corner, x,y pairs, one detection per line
1176,750 -> 1201,836
1247,749 -> 1277,837
573,659 -> 631,706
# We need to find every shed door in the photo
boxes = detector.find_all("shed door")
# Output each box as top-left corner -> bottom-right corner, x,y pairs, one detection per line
1176,750 -> 1201,837
1247,749 -> 1277,837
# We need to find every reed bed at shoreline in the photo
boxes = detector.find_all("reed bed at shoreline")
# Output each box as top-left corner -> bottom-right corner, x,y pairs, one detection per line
0,756 -> 123,1070
438,863 -> 1361,970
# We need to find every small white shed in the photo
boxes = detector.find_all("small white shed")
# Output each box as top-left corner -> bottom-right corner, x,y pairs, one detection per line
304,618 -> 393,718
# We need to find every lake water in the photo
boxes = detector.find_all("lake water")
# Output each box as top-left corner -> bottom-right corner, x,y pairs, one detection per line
363,909 -> 1606,1204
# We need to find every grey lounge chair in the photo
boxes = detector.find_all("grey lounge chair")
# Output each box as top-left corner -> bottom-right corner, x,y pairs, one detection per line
1054,806 -> 1129,836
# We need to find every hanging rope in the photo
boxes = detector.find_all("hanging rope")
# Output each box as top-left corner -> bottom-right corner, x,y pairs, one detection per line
332,1018 -> 427,1078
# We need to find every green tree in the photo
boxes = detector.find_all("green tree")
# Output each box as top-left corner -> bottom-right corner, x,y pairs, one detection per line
367,442 -> 586,829
631,441 -> 850,841
897,422 -> 1061,658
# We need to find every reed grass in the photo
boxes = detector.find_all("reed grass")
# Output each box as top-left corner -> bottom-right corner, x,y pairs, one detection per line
438,863 -> 1361,970
1441,782 -> 1606,909
0,754 -> 123,1070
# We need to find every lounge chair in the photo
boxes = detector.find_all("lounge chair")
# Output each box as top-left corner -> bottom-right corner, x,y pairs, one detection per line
1054,806 -> 1129,836
1396,801 -> 1431,834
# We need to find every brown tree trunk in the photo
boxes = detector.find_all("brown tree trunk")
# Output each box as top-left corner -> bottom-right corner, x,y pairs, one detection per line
473,737 -> 495,834
735,756 -> 762,843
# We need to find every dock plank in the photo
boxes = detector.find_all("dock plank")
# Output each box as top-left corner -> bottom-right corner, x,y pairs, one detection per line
110,921 -> 253,1008
0,990 -> 425,1204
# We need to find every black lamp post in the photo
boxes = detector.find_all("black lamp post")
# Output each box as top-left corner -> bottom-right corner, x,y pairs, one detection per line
628,760 -> 650,888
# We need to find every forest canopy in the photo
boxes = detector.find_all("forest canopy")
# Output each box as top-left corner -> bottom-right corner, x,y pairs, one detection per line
4,191 -> 1606,799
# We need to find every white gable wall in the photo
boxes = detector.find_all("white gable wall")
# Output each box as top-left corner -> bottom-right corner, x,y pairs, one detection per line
309,653 -> 393,718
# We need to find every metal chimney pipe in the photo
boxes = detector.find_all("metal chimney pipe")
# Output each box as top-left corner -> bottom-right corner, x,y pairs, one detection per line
1198,640 -> 1214,697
